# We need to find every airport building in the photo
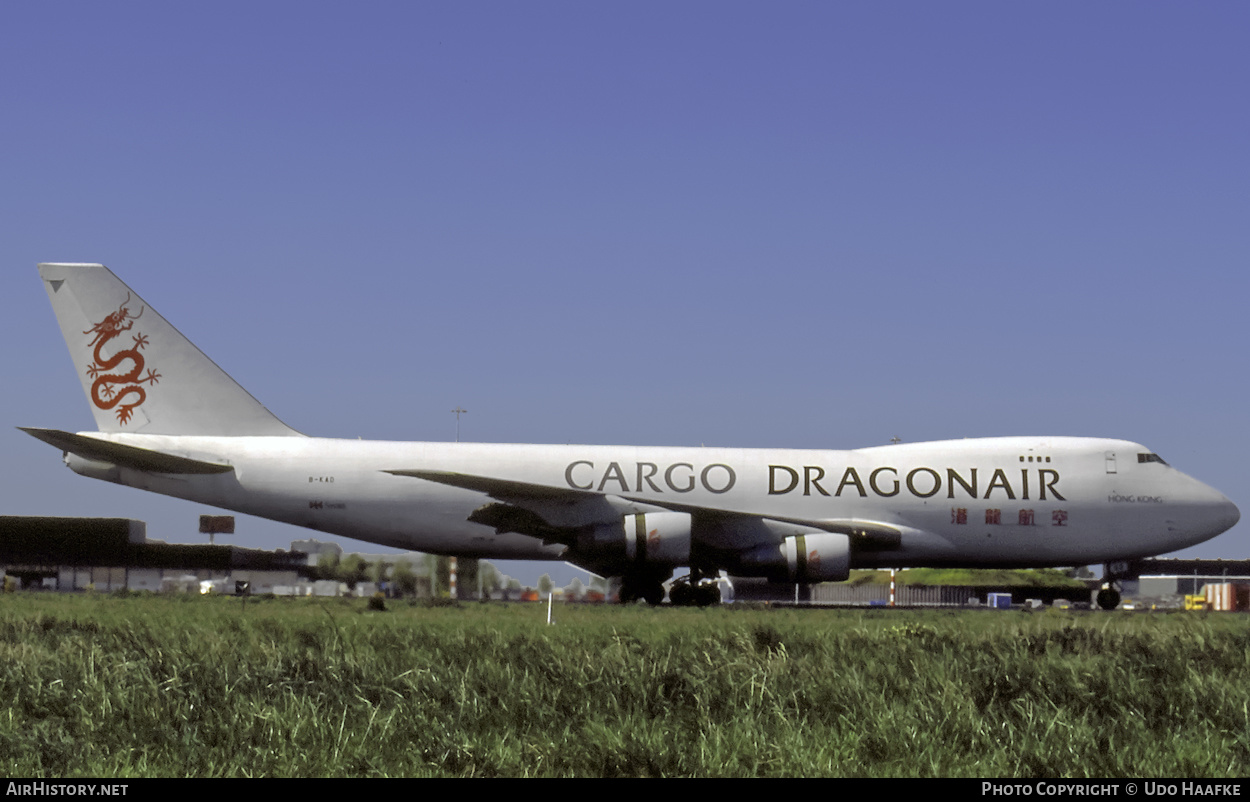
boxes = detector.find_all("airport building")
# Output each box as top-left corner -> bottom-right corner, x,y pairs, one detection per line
0,516 -> 309,594
0,516 -> 473,599
1121,558 -> 1250,609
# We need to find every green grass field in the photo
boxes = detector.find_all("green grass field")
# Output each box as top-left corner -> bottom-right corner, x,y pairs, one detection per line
1,593 -> 1247,777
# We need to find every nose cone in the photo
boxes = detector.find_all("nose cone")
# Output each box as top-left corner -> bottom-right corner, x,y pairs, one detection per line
1211,496 -> 1241,536
1180,480 -> 1240,545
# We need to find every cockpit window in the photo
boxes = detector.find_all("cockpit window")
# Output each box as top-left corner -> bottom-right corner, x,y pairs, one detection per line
1138,453 -> 1168,465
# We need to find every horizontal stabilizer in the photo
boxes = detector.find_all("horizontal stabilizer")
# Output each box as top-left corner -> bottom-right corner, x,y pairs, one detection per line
19,427 -> 235,475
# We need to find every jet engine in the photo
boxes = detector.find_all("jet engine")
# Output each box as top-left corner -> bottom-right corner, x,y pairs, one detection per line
781,533 -> 850,583
576,511 -> 692,566
739,531 -> 851,583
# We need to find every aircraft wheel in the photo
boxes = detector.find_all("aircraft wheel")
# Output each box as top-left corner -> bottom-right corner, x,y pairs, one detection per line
695,583 -> 721,606
670,582 -> 694,606
1096,587 -> 1121,610
643,582 -> 666,606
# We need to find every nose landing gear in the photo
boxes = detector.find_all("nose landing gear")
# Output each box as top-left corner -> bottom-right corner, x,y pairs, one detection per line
1096,585 -> 1121,611
1097,560 -> 1140,610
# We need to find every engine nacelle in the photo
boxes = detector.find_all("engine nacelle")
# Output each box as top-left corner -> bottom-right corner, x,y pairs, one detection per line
781,533 -> 850,583
736,528 -> 852,582
576,511 -> 692,566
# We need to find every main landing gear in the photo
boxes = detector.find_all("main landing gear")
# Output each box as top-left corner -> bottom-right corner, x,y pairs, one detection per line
617,574 -> 666,606
669,578 -> 721,606
668,569 -> 722,607
616,568 -> 723,606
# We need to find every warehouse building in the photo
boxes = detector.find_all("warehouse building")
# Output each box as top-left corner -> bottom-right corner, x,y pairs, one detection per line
0,516 -> 307,593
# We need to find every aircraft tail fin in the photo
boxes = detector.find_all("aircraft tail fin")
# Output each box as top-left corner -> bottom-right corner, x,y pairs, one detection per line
38,263 -> 301,436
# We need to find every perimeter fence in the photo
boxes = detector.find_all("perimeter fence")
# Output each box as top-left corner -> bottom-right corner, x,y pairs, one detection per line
809,583 -> 983,607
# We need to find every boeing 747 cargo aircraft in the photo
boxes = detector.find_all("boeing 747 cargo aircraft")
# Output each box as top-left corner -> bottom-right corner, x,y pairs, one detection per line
23,263 -> 1239,607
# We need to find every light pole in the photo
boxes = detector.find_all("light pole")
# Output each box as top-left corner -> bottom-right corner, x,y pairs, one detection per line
452,407 -> 467,442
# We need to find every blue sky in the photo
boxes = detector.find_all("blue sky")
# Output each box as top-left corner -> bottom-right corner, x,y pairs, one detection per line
3,3 -> 1247,586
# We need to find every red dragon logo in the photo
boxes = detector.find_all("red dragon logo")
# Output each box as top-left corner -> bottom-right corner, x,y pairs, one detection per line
83,294 -> 160,424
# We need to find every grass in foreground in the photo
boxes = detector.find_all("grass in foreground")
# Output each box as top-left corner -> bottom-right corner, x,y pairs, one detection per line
0,593 -> 1247,777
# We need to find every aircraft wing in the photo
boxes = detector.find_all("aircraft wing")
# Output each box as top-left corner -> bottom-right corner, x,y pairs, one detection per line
384,467 -> 901,552
385,469 -> 638,546
384,469 -> 598,501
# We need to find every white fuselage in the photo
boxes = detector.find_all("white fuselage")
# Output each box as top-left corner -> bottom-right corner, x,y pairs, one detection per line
67,433 -> 1239,569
